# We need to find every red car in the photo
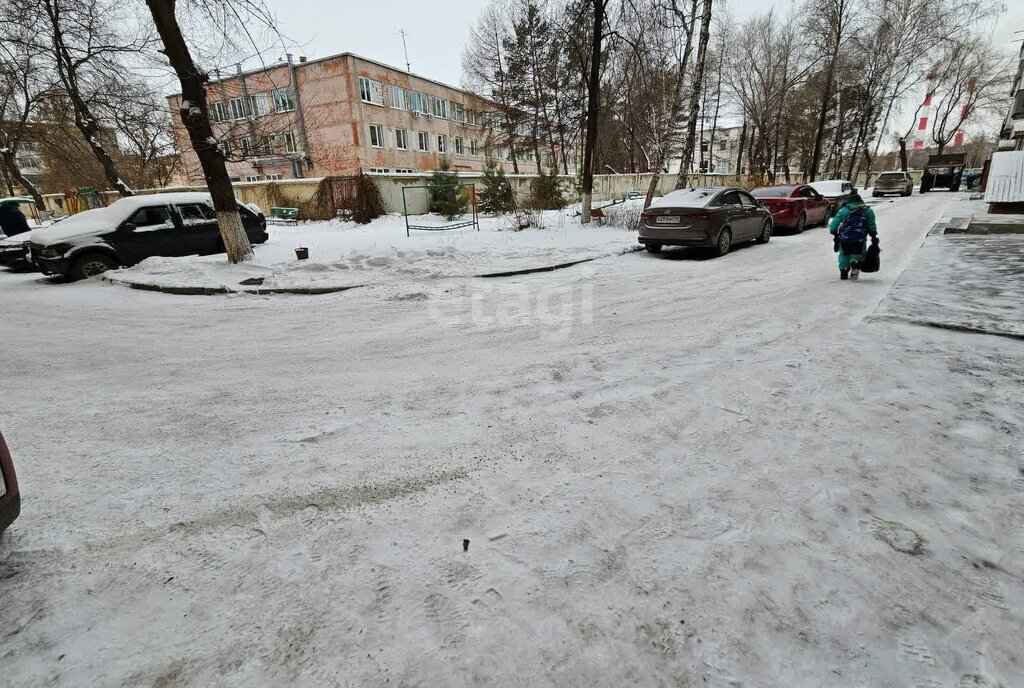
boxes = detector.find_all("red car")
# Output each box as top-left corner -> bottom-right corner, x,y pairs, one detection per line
0,431 -> 20,534
750,184 -> 832,233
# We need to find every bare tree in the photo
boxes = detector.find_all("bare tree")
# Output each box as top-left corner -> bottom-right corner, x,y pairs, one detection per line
804,0 -> 857,182
144,0 -> 266,263
673,0 -> 712,188
0,14 -> 53,208
580,0 -> 611,223
929,36 -> 1011,153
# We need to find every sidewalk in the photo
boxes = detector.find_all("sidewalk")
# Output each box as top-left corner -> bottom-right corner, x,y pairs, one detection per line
875,199 -> 1024,339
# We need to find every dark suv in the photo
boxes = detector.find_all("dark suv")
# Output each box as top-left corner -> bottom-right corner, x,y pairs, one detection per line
0,431 -> 20,534
29,192 -> 268,280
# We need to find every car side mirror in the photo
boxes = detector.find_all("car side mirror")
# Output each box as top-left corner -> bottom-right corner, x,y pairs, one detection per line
757,200 -> 767,207
123,222 -> 136,232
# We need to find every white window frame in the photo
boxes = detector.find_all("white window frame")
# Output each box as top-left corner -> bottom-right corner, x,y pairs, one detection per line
244,175 -> 261,182
273,88 -> 295,113
431,97 -> 447,119
369,124 -> 385,149
249,94 -> 271,117
282,131 -> 298,153
411,92 -> 429,113
395,168 -> 414,174
437,134 -> 447,154
367,167 -> 391,174
239,136 -> 251,156
266,173 -> 283,181
450,102 -> 465,123
395,128 -> 408,150
417,131 -> 430,152
210,101 -> 228,123
230,96 -> 250,120
359,77 -> 383,106
454,137 -> 464,155
470,139 -> 478,156
388,85 -> 407,110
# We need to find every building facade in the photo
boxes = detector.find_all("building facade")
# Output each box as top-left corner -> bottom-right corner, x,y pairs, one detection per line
997,39 -> 1024,152
168,53 -> 499,183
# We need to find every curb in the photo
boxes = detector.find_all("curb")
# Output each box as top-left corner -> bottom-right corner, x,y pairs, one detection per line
477,246 -> 643,278
869,314 -> 1024,342
102,276 -> 364,296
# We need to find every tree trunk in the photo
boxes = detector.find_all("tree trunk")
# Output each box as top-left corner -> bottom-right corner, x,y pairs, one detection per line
580,0 -> 606,224
2,151 -> 44,209
736,118 -> 747,177
808,56 -> 838,183
145,0 -> 252,263
675,0 -> 713,190
898,137 -> 908,172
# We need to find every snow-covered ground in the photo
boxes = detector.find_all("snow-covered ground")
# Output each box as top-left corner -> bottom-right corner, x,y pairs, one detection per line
110,208 -> 642,290
2,192 -> 1022,687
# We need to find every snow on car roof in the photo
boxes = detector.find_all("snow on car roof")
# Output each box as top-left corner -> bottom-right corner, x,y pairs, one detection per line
649,187 -> 722,209
810,180 -> 849,194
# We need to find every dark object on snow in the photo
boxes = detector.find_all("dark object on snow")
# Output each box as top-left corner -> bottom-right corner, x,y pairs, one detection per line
861,240 -> 881,273
463,538 -> 470,552
833,235 -> 840,253
294,247 -> 309,260
239,277 -> 265,286
0,201 -> 30,237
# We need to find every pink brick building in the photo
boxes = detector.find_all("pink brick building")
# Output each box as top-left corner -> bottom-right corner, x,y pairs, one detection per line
168,53 -> 502,183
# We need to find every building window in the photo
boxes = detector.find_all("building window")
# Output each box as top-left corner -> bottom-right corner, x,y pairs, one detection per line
454,137 -> 464,155
918,116 -> 928,131
470,139 -> 478,156
230,96 -> 250,120
395,168 -> 414,174
388,85 -> 406,110
210,101 -> 228,123
431,96 -> 447,119
369,124 -> 385,148
244,175 -> 261,182
367,167 -> 391,173
217,139 -> 231,156
282,131 -> 298,153
273,88 -> 295,113
395,128 -> 408,150
411,91 -> 429,113
437,134 -> 447,153
266,173 -> 283,181
249,94 -> 271,117
417,131 -> 430,152
359,77 -> 383,105
239,137 -> 251,156
450,102 -> 465,122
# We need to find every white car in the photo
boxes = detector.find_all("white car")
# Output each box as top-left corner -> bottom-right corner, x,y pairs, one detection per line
809,180 -> 858,212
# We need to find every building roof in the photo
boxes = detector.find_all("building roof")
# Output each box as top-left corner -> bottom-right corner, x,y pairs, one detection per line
170,52 -> 476,101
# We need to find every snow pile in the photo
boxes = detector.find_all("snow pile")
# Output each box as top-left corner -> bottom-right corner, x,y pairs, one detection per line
111,211 -> 641,290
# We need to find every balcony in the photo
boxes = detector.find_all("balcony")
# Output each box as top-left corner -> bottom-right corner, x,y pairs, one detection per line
1012,88 -> 1024,120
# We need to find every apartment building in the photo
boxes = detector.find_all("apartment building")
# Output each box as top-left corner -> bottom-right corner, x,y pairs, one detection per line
168,53 -> 496,183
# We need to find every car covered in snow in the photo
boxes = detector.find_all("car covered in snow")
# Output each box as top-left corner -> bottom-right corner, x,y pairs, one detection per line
0,430 -> 20,535
872,171 -> 914,197
638,187 -> 773,256
0,232 -> 33,271
750,184 -> 832,232
28,193 -> 268,281
809,179 -> 858,212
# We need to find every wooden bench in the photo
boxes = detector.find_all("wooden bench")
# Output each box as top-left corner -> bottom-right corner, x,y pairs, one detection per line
269,207 -> 299,225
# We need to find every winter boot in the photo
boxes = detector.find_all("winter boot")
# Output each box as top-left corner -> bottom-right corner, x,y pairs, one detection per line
850,264 -> 861,281
840,268 -> 850,280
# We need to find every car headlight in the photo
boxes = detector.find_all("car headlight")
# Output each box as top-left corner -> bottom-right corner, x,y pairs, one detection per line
38,243 -> 71,259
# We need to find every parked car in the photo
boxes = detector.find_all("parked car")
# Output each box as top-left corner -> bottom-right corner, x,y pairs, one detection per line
872,171 -> 914,197
0,232 -> 33,271
810,180 -> 858,212
638,187 -> 773,256
920,153 -> 966,193
28,193 -> 268,281
0,430 -> 20,535
750,184 -> 832,232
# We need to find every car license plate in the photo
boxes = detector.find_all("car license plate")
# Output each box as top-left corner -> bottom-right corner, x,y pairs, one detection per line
655,216 -> 679,224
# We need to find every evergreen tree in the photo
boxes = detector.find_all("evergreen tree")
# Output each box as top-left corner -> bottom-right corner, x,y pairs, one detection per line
479,158 -> 514,214
529,166 -> 565,210
428,157 -> 468,220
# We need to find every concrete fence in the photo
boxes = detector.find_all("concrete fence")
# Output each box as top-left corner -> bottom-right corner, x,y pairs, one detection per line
38,169 -> 926,221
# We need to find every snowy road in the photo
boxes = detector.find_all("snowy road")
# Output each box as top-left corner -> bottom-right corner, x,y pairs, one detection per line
2,192 -> 1022,687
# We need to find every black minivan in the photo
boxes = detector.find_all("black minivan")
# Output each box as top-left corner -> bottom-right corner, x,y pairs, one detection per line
29,192 -> 268,280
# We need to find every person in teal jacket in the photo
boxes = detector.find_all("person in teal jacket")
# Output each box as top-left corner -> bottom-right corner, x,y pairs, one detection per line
829,193 -> 878,280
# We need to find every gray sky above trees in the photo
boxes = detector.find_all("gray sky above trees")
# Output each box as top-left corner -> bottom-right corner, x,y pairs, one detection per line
271,0 -> 1022,88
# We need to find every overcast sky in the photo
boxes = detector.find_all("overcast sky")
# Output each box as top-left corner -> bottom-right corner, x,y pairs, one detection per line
268,0 -> 1022,88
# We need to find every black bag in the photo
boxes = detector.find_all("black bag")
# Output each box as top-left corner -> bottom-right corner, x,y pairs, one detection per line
861,242 -> 881,273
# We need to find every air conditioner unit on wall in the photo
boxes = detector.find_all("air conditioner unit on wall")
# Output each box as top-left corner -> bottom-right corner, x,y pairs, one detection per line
412,111 -> 421,118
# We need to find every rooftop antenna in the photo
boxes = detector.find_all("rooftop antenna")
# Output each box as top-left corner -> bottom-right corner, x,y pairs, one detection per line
398,29 -> 411,72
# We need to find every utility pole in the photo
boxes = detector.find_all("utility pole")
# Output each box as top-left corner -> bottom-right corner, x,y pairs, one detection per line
398,29 -> 411,72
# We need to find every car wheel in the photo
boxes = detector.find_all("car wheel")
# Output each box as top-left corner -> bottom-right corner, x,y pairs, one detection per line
794,213 -> 806,234
70,252 -> 118,281
715,228 -> 732,256
755,220 -> 772,244
645,243 -> 662,254
822,207 -> 832,226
